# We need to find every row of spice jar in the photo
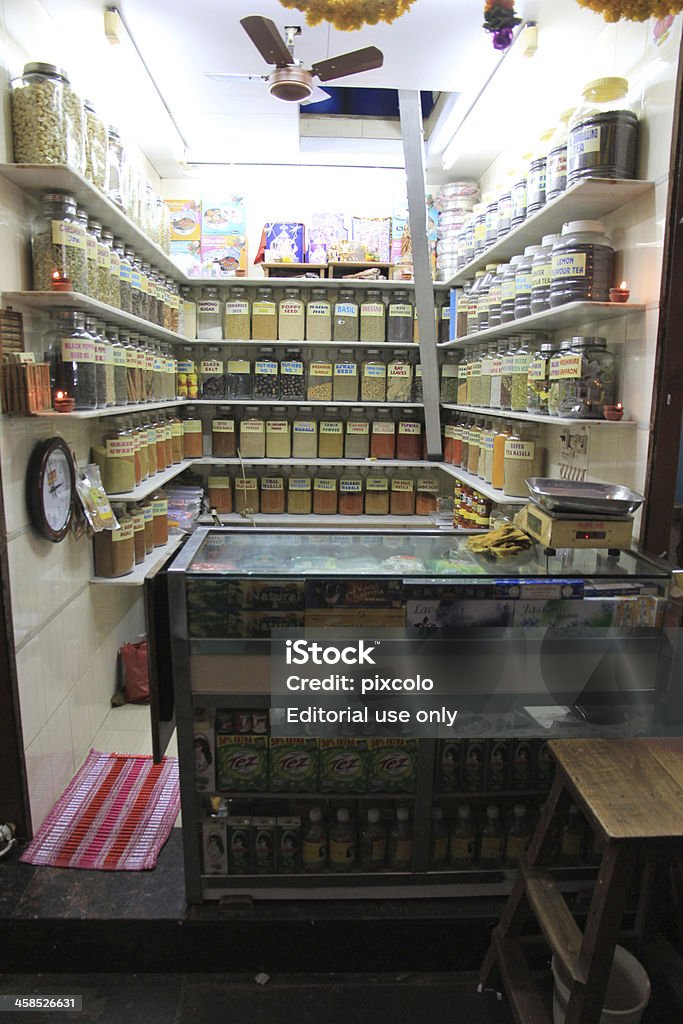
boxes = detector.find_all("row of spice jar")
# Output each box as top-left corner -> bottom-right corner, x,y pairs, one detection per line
443,419 -> 543,499
33,192 -> 180,327
94,416 -> 185,494
453,486 -> 494,530
203,467 -> 443,518
441,335 -> 617,419
458,220 -> 617,335
177,348 -> 423,404
93,495 -> 169,579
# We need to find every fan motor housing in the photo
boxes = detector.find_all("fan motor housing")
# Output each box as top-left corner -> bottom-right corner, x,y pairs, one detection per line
269,66 -> 313,102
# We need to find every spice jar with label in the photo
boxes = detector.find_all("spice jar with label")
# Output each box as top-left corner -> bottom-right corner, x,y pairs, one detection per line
440,351 -> 460,403
182,406 -> 204,458
253,349 -> 280,399
365,473 -> 389,515
390,473 -> 415,516
103,229 -> 120,308
307,358 -> 333,402
481,421 -> 497,484
468,347 -> 483,408
489,341 -> 506,411
130,505 -> 146,565
266,411 -> 291,459
279,287 -> 305,341
333,289 -> 359,342
287,470 -> 312,514
318,408 -> 344,459
549,220 -> 615,306
568,77 -> 638,185
141,501 -> 154,555
82,212 -> 97,297
239,407 -> 266,459
370,409 -> 396,460
197,286 -> 223,340
313,473 -> 338,515
292,406 -> 318,459
360,290 -> 386,342
344,408 -> 369,459
514,246 -> 542,320
150,491 -> 169,547
527,341 -> 556,415
511,336 -> 532,412
480,342 -> 497,409
135,418 -> 149,481
511,165 -> 528,227
527,131 -> 553,216
386,291 -> 414,344
500,256 -> 523,324
260,468 -> 285,515
180,285 -> 197,340
226,357 -> 252,399
396,412 -> 422,461
11,62 -> 86,170
412,364 -> 423,403
45,309 -> 97,410
529,234 -> 560,316
503,428 -> 541,498
492,422 -> 512,490
467,420 -> 482,476
484,192 -> 499,247
500,338 -> 518,411
546,109 -> 574,201
457,355 -> 469,405
94,506 -> 135,578
416,476 -> 439,516
438,294 -> 452,343
477,263 -> 500,331
339,470 -> 363,515
443,417 -> 456,465
466,271 -> 486,335
333,350 -> 358,402
223,286 -> 250,339
472,203 -> 487,257
387,352 -> 412,403
305,288 -> 332,341
144,418 -> 157,477
555,336 -> 616,419
280,350 -> 306,401
235,474 -> 259,515
32,192 -> 89,293
497,185 -> 513,239
361,350 -> 387,402
211,407 -> 236,457
168,412 -> 181,465
548,339 -> 574,416
95,424 -> 136,493
207,471 -> 232,514
200,349 -> 226,399
86,316 -> 105,407
251,286 -> 277,341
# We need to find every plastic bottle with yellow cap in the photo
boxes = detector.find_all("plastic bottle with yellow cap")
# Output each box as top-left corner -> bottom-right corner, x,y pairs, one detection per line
567,77 -> 638,185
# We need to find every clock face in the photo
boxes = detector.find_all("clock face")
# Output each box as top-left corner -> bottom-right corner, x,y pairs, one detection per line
27,438 -> 75,542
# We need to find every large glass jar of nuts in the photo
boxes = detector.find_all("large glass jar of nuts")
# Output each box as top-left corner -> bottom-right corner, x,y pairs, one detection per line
32,192 -> 88,293
280,349 -> 306,401
11,63 -> 85,172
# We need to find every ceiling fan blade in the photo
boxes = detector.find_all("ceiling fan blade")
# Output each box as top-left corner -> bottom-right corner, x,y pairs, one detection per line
311,46 -> 383,83
240,15 -> 294,67
300,85 -> 331,107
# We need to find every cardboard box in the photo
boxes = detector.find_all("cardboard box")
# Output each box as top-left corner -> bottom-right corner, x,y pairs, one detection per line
276,816 -> 302,872
436,739 -> 463,791
202,819 -> 227,874
351,216 -> 391,262
186,579 -> 230,638
462,738 -> 487,793
264,222 -> 306,263
509,738 -> 534,791
305,608 -> 406,629
167,198 -> 201,241
227,815 -> 251,873
170,239 -> 203,276
216,735 -> 268,792
319,738 -> 368,793
305,578 -> 403,609
485,739 -> 510,792
193,713 -> 215,792
251,816 -> 276,874
200,235 -> 248,275
308,212 -> 347,263
269,737 -> 319,792
227,579 -> 305,611
202,195 -> 246,236
391,212 -> 409,265
368,738 -> 417,793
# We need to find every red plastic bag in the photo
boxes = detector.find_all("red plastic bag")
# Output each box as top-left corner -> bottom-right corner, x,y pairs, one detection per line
119,639 -> 150,703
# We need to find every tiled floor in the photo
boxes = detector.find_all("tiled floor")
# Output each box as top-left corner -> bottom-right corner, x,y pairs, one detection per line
87,703 -> 178,761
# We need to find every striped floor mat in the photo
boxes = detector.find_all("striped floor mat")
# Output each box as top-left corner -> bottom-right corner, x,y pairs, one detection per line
20,749 -> 180,870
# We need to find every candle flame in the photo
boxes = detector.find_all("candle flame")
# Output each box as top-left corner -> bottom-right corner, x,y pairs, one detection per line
56,391 -> 65,400
52,270 -> 62,280
620,281 -> 628,290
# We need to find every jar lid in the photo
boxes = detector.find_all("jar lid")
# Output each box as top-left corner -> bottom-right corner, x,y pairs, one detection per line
562,219 -> 608,235
508,254 -> 525,265
486,805 -> 499,818
337,808 -> 350,822
523,245 -> 543,257
23,61 -> 69,81
397,808 -> 410,821
567,336 -> 607,347
583,76 -> 629,101
485,263 -> 500,271
541,234 -> 560,246
42,191 -> 77,206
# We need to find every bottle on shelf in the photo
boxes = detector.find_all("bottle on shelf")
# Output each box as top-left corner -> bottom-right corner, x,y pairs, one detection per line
313,469 -> 338,515
558,804 -> 585,866
238,406 -> 266,460
329,808 -> 356,872
546,108 -> 574,201
307,356 -> 333,402
499,337 -> 518,412
287,466 -> 312,515
359,808 -> 387,871
529,234 -> 560,317
333,348 -> 359,402
211,406 -> 237,458
567,77 -> 638,185
477,263 -> 500,332
302,808 -> 327,873
511,335 -> 533,413
480,804 -> 504,868
259,465 -> 286,515
197,285 -> 223,341
318,407 -> 344,459
226,356 -> 252,400
265,408 -> 291,460
492,421 -> 512,491
253,348 -> 280,400
179,286 -> 197,340
292,405 -> 318,459
388,807 -> 413,870
527,340 -> 556,415
223,285 -> 250,340
207,467 -> 232,514
438,293 -> 452,344
386,290 -> 414,344
396,409 -> 422,461
370,408 -> 396,460
487,263 -> 506,329
338,468 -> 364,515
200,347 -> 226,401
449,804 -> 477,869
364,470 -> 390,515
549,221 -> 615,308
505,804 -> 533,866
390,468 -> 415,516
344,407 -> 370,459
430,806 -> 448,868
44,309 -> 97,410
333,289 -> 359,343
503,425 -> 541,498
32,191 -> 89,295
440,350 -> 460,404
361,349 -> 387,402
280,349 -> 306,402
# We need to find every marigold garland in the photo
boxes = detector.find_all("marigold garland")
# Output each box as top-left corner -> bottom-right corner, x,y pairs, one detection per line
576,0 -> 683,22
278,0 -> 417,31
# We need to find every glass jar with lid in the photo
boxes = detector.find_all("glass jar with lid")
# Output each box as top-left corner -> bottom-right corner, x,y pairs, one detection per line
307,356 -> 333,401
546,109 -> 574,201
360,290 -> 386,342
500,338 -> 518,411
226,357 -> 252,399
306,288 -> 332,341
477,263 -> 500,331
280,349 -> 306,401
527,340 -> 557,415
133,418 -> 148,481
412,363 -> 423,403
472,203 -> 487,257
440,351 -> 460,404
386,290 -> 414,344
176,347 -> 196,400
527,130 -> 553,216
130,505 -> 146,565
468,346 -> 483,408
90,222 -> 112,305
529,234 -> 559,316
212,406 -> 237,457
113,237 -> 132,313
169,411 -> 182,464
178,285 -> 196,340
313,472 -> 338,515
387,351 -> 413,403
467,419 -> 482,475
390,471 -> 415,516
253,348 -> 280,399
318,407 -> 344,459
549,221 -> 615,307
32,192 -> 88,293
457,350 -> 469,405
197,285 -> 223,340
511,336 -> 532,412
145,266 -> 160,325
287,469 -> 312,515
80,211 -> 97,298
94,506 -> 134,579
497,185 -> 513,239
94,424 -> 135,493
104,229 -> 121,309
364,472 -> 390,515
279,287 -> 305,341
548,339 -> 574,416
94,318 -> 115,407
200,348 -> 226,399
266,410 -> 291,459
438,294 -> 452,344
239,407 -> 266,459
484,192 -> 499,246
489,340 -> 506,410
503,426 -> 541,498
396,411 -> 422,461
168,277 -> 181,333
480,341 -> 498,408
260,467 -> 286,515
466,271 -> 486,334
105,126 -> 125,207
333,349 -> 358,402
481,421 -> 497,484
207,468 -> 232,515
122,332 -> 140,404
141,262 -> 153,321
339,470 -> 363,516
361,350 -> 387,402
514,246 -> 542,320
292,406 -> 318,459
11,62 -> 86,170
455,224 -> 468,271
500,255 -> 524,324
370,409 -> 396,460
463,211 -> 476,264
344,407 -> 369,459
45,309 -> 97,409
555,336 -> 616,419
130,254 -> 147,320
85,316 -> 105,408
567,77 -> 638,185
181,406 -> 204,458
333,289 -> 359,342
235,472 -> 259,516
416,476 -> 440,517
224,286 -> 250,340
511,164 -> 528,227
109,326 -> 127,406
251,286 -> 277,340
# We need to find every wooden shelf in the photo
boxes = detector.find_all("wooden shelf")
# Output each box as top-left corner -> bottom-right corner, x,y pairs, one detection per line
90,533 -> 185,586
0,163 -> 184,282
442,178 -> 654,287
2,290 -> 186,344
261,262 -> 326,279
439,301 -> 644,346
105,460 -> 192,502
438,463 -> 527,505
440,404 -> 636,428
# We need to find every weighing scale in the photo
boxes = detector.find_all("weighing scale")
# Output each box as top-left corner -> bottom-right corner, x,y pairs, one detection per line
515,503 -> 635,555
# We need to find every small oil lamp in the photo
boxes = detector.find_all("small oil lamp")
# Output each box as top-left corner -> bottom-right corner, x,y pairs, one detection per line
54,389 -> 75,413
604,403 -> 624,421
609,281 -> 630,303
50,269 -> 73,292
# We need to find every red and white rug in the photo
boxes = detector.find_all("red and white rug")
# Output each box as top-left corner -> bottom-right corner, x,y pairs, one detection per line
20,749 -> 180,870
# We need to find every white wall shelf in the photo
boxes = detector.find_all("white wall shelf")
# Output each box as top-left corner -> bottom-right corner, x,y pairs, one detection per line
185,339 -> 426,348
90,533 -> 185,586
438,463 -> 527,505
187,276 -> 419,290
442,178 -> 654,288
440,404 -> 636,428
191,457 -> 436,468
204,513 -> 456,528
33,399 -> 183,420
439,301 -> 644,347
191,399 -> 423,408
105,460 -> 192,502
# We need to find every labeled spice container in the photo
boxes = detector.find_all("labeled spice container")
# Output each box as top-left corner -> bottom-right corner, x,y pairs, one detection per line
150,491 -> 169,546
95,425 -> 136,493
207,472 -> 232,514
511,337 -> 532,412
438,295 -> 452,343
133,419 -> 147,482
313,474 -> 338,515
226,357 -> 252,399
386,291 -> 414,343
235,475 -> 259,515
254,350 -> 280,399
307,358 -> 333,402
163,416 -> 174,469
32,192 -> 88,293
279,287 -> 305,342
130,506 -> 146,565
339,471 -> 363,515
287,471 -> 312,515
567,77 -> 638,185
344,408 -> 370,459
180,286 -> 197,340
266,412 -> 291,459
360,290 -> 386,342
527,133 -> 552,216
472,203 -> 487,257
115,238 -> 132,313
511,166 -> 528,227
500,256 -> 523,324
416,476 -> 439,516
549,220 -> 615,306
145,418 -> 158,476
527,341 -> 556,415
390,474 -> 415,516
104,229 -> 121,308
170,413 -> 183,464
239,408 -> 266,459
396,412 -> 422,461
492,423 -> 512,490
457,354 -> 469,405
306,289 -> 332,341
481,422 -> 497,483
318,408 -> 344,459
555,336 -> 616,419
529,234 -> 559,316
280,350 -> 306,401
466,271 -> 486,334
503,429 -> 541,498
87,317 -> 106,408
440,351 -> 460,403
46,309 -> 97,410
497,187 -> 513,239
223,286 -> 250,339
467,420 -> 482,475
110,328 -> 128,406
361,351 -> 387,402
514,246 -> 542,320
365,474 -> 389,515
182,406 -> 204,458
197,286 -> 223,340
260,469 -> 285,515
387,352 -> 412,403
500,338 -> 518,411
94,508 -> 135,578
546,108 -> 574,201
129,249 -> 145,319
105,126 -> 125,207
12,62 -> 85,170
370,410 -> 396,459
333,289 -> 359,342
141,502 -> 154,555
333,350 -> 358,402
292,407 -> 318,459
484,192 -> 499,246
548,339 -> 574,416
469,347 -> 483,408
479,342 -> 497,409
176,351 -> 196,400
212,407 -> 237,457
200,349 -> 226,399
412,364 -> 423,403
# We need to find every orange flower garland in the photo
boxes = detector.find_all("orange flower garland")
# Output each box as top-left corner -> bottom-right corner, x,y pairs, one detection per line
577,0 -> 683,21
278,0 -> 416,31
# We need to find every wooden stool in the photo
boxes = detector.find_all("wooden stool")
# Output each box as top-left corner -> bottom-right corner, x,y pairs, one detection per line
479,738 -> 683,1024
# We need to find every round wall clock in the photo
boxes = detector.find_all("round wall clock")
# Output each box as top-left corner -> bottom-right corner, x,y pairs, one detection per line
26,436 -> 76,542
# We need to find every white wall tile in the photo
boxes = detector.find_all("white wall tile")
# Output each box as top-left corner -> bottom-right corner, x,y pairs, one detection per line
15,634 -> 46,747
24,727 -> 55,833
45,698 -> 75,802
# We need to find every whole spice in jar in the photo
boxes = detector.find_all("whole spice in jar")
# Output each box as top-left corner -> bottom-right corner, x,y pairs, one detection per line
390,475 -> 415,515
207,473 -> 232,514
94,509 -> 135,578
313,474 -> 338,515
306,289 -> 332,341
365,475 -> 389,515
396,413 -> 422,461
412,364 -> 423,403
223,286 -> 250,339
32,192 -> 88,293
370,411 -> 396,459
212,408 -> 237,457
239,409 -> 266,459
360,291 -> 385,342
142,502 -> 154,554
182,408 -> 204,458
339,472 -> 363,515
287,472 -> 312,514
527,341 -> 555,415
200,351 -> 226,399
280,351 -> 306,400
386,291 -> 414,344
318,409 -> 344,459
95,425 -> 136,494
103,228 -> 120,308
387,353 -> 413,403
130,506 -> 146,564
555,336 -> 616,419
361,351 -> 387,402
251,287 -> 277,340
307,359 -> 333,402
46,309 -> 97,410
11,62 -> 86,170
511,337 -> 532,412
146,420 -> 158,477
292,407 -> 318,459
226,358 -> 252,399
235,475 -> 259,515
344,408 -> 370,459
567,77 -> 638,185
416,477 -> 439,516
266,414 -> 291,459
162,416 -> 173,469
254,350 -> 280,399
500,339 -> 518,411
440,352 -> 460,403
333,289 -> 359,342
260,471 -> 285,515
333,350 -> 358,402
278,287 -> 305,342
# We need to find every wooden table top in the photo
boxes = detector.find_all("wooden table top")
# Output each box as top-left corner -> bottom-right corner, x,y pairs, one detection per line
549,738 -> 683,843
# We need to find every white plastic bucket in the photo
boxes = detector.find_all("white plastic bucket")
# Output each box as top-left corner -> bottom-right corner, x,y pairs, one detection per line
551,945 -> 651,1024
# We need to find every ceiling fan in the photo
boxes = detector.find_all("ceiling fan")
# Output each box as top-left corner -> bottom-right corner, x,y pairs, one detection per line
205,14 -> 384,105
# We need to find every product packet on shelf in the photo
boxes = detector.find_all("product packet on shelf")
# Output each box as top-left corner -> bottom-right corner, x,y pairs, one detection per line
508,738 -> 534,791
251,816 -> 276,874
193,711 -> 215,791
202,195 -> 246,236
227,579 -> 306,611
216,735 -> 268,792
351,216 -> 391,263
186,579 -> 230,638
308,212 -> 347,263
305,578 -> 404,609
76,464 -> 118,532
227,816 -> 251,873
436,739 -> 463,792
319,738 -> 368,793
200,235 -> 248,276
405,598 -> 514,637
245,611 -> 306,638
485,739 -> 510,792
170,239 -> 202,277
276,817 -> 302,872
268,737 -> 319,792
367,738 -> 417,793
167,199 -> 201,241
203,819 -> 228,874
